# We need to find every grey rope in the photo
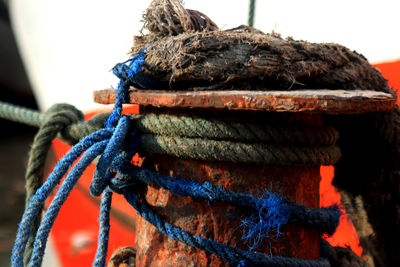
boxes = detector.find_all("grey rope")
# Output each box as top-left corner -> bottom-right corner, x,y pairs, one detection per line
0,100 -> 108,145
248,0 -> 256,27
141,134 -> 341,165
23,103 -> 83,266
0,100 -> 338,147
0,100 -> 340,166
0,101 -> 43,127
132,113 -> 339,145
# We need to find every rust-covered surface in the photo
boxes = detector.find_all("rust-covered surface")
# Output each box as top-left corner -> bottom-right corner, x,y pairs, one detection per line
137,157 -> 321,267
93,88 -> 395,114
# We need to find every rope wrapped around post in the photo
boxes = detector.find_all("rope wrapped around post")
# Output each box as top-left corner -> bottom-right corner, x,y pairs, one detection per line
9,49 -> 343,267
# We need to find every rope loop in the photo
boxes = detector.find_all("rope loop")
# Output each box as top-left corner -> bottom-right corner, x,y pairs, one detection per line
42,103 -> 83,131
43,103 -> 108,146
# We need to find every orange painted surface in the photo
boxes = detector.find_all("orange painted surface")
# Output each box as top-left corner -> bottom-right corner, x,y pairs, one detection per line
320,166 -> 363,256
374,60 -> 400,104
47,105 -> 138,266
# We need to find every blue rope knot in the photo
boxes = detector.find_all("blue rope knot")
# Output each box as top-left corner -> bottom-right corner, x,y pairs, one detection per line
241,190 -> 290,251
112,48 -> 146,81
105,48 -> 147,128
90,116 -> 131,197
12,49 -> 341,267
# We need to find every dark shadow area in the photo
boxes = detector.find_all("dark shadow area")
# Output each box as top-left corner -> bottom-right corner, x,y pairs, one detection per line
0,2 -> 38,266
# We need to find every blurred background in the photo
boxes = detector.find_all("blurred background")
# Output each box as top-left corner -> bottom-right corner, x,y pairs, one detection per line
0,0 -> 36,265
0,0 -> 399,266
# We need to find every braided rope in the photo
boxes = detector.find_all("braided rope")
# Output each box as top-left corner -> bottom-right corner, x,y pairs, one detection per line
132,113 -> 339,145
29,140 -> 109,267
113,164 -> 340,235
23,103 -> 83,265
0,101 -> 340,166
0,101 -> 43,127
12,129 -> 113,267
93,188 -> 113,267
124,190 -> 330,267
0,100 -> 108,145
141,134 -> 341,165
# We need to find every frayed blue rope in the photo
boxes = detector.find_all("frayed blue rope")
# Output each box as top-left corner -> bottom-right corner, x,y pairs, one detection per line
115,164 -> 340,237
122,189 -> 330,267
240,190 -> 290,251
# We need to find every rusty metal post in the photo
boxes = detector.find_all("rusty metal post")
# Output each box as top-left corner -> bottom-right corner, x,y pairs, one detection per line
94,88 -> 395,267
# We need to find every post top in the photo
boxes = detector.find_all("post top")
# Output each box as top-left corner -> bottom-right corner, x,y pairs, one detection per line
93,88 -> 395,114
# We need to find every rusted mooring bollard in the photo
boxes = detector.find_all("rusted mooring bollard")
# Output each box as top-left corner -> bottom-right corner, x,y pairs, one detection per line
94,89 -> 395,267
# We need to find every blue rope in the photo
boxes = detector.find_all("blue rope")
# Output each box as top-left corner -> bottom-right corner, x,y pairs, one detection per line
93,188 -> 113,267
91,116 -> 131,197
240,190 -> 289,250
29,140 -> 109,267
12,51 -> 145,267
122,190 -> 330,267
105,48 -> 146,128
114,164 -> 340,236
12,49 -> 341,267
11,129 -> 112,266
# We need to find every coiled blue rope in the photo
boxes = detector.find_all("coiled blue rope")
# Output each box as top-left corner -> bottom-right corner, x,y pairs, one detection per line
12,49 -> 340,267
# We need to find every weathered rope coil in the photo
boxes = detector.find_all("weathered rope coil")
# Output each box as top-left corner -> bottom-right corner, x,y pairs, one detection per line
1,102 -> 340,166
140,134 -> 340,165
133,0 -> 392,95
133,113 -> 341,165
132,113 -> 339,145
